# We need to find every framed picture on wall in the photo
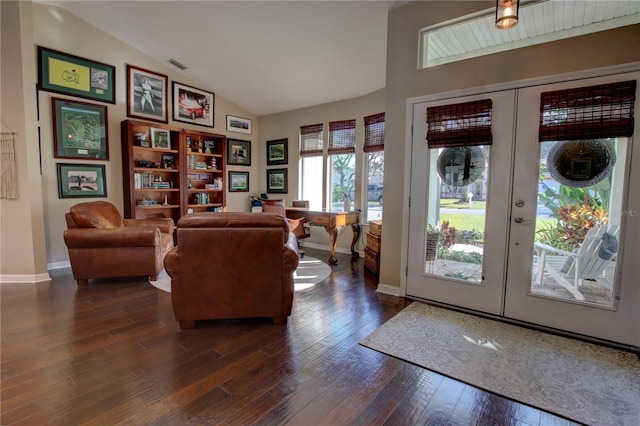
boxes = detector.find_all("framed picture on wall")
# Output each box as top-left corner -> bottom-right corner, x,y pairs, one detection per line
172,82 -> 214,128
37,46 -> 115,104
51,97 -> 109,160
126,65 -> 168,123
266,168 -> 287,194
226,115 -> 252,134
56,163 -> 107,198
227,139 -> 251,166
228,171 -> 249,192
266,138 -> 288,165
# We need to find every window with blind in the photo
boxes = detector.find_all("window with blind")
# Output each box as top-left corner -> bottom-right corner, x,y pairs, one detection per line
299,124 -> 324,210
328,120 -> 356,209
364,113 -> 385,220
298,115 -> 386,219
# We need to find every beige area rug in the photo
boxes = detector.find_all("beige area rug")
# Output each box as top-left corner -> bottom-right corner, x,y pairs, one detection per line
149,256 -> 332,293
360,302 -> 640,426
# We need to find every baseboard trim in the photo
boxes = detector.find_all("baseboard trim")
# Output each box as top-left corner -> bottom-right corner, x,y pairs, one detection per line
0,273 -> 52,285
48,260 -> 71,270
376,282 -> 401,297
301,242 -> 363,257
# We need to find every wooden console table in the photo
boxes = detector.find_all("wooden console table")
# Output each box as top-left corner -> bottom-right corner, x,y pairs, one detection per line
286,208 -> 360,265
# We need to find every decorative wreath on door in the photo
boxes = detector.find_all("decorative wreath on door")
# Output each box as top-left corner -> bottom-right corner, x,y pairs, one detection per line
547,140 -> 615,188
436,146 -> 485,187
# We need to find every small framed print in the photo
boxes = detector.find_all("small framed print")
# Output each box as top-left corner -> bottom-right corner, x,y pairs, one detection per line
150,128 -> 171,150
228,171 -> 249,192
126,64 -> 168,123
227,138 -> 251,166
266,168 -> 288,194
226,115 -> 252,134
172,82 -> 214,128
266,138 -> 288,166
57,163 -> 107,198
51,97 -> 109,160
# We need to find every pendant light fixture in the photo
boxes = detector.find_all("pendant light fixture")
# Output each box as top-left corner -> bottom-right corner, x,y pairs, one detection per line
495,0 -> 519,29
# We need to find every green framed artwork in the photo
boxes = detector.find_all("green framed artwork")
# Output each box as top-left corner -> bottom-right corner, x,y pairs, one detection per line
228,171 -> 249,192
266,168 -> 288,194
38,46 -> 115,104
57,163 -> 107,198
52,97 -> 109,160
266,138 -> 288,165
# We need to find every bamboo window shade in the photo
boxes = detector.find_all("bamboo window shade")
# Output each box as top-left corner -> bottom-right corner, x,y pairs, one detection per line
539,80 -> 636,142
299,123 -> 323,157
426,99 -> 493,148
363,113 -> 385,153
328,119 -> 356,154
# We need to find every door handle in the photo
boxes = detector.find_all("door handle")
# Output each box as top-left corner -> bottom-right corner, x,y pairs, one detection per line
513,216 -> 534,224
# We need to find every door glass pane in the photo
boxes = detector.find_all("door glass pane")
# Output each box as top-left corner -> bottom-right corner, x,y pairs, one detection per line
531,138 -> 627,308
424,145 -> 490,284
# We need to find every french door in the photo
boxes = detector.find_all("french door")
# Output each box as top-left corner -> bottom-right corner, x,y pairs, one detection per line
406,71 -> 640,347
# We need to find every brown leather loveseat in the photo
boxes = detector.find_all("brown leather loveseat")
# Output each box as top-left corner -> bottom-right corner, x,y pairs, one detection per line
164,212 -> 299,329
64,201 -> 174,286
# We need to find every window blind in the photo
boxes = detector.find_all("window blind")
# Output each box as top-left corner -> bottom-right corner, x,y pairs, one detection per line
328,119 -> 356,154
299,123 -> 324,157
539,80 -> 636,142
363,113 -> 385,153
426,99 -> 493,148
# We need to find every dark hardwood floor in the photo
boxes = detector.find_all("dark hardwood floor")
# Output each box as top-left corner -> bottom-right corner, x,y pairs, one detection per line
1,248 -> 579,425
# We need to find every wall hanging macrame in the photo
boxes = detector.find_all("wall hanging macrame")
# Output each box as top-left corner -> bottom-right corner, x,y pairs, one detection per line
1,132 -> 19,199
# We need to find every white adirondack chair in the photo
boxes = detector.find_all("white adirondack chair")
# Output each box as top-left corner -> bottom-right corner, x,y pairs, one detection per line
534,224 -> 620,301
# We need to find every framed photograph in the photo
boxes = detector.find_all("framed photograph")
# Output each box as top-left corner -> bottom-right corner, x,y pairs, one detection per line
226,115 -> 252,134
227,139 -> 251,166
57,163 -> 107,198
51,97 -> 109,160
126,65 -> 168,123
37,46 -> 115,104
150,128 -> 171,150
172,82 -> 214,128
266,138 -> 288,166
228,171 -> 250,192
266,168 -> 288,194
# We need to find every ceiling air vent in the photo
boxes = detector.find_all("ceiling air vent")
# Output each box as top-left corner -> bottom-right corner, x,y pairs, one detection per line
167,58 -> 187,70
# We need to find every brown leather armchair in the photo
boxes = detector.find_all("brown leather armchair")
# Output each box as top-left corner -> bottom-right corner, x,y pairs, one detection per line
164,212 -> 299,328
64,201 -> 174,286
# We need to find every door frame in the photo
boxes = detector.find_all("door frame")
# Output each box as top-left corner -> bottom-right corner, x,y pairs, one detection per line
401,62 -> 640,349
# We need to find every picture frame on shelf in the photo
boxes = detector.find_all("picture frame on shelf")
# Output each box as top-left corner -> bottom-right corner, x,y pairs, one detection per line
266,138 -> 288,166
161,153 -> 176,169
57,163 -> 107,198
228,171 -> 249,192
126,64 -> 168,123
172,82 -> 214,128
37,46 -> 115,104
150,128 -> 171,150
266,168 -> 287,194
226,115 -> 252,134
51,97 -> 109,160
227,138 -> 251,166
